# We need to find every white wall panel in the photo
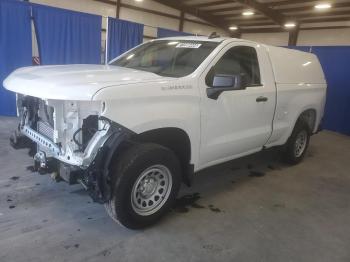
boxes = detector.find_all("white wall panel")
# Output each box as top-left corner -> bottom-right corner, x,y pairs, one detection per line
29,0 -> 350,47
183,21 -> 228,37
119,8 -> 179,32
298,28 -> 350,46
122,0 -> 179,16
30,0 -> 116,17
241,32 -> 289,46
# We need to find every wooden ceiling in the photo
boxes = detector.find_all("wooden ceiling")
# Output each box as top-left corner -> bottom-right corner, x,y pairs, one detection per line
154,0 -> 350,41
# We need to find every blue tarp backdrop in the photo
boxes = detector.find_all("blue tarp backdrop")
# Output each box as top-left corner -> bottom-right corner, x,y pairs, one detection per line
107,17 -> 144,62
157,28 -> 193,38
32,4 -> 102,65
313,47 -> 350,136
288,46 -> 350,136
0,0 -> 32,116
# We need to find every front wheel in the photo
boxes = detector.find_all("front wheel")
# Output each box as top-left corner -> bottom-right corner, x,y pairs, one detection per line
105,143 -> 181,229
283,120 -> 311,165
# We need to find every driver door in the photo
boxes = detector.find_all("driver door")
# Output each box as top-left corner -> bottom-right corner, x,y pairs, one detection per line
198,43 -> 276,168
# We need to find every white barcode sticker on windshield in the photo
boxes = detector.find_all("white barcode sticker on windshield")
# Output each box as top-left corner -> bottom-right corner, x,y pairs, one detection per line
176,43 -> 202,48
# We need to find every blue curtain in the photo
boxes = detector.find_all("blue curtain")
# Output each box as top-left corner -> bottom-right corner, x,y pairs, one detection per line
286,46 -> 350,136
0,0 -> 32,116
157,28 -> 193,38
312,47 -> 350,136
32,4 -> 102,65
107,17 -> 144,62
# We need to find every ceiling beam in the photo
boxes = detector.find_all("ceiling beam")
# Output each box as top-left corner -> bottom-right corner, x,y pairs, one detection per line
187,0 -> 232,9
115,0 -> 121,18
300,16 -> 350,23
240,25 -> 350,34
288,25 -> 299,46
273,2 -> 350,12
231,20 -> 275,26
224,17 -> 271,22
268,0 -> 320,7
288,10 -> 350,19
152,0 -> 230,32
179,11 -> 184,32
94,0 -> 212,27
234,0 -> 287,26
208,7 -> 246,13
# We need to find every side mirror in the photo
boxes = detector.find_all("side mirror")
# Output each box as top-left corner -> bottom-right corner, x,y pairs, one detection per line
212,74 -> 241,88
207,74 -> 244,100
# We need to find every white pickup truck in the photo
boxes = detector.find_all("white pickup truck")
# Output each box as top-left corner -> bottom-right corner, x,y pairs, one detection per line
4,36 -> 327,229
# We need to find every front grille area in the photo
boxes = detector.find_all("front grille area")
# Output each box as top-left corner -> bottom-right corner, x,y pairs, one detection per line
37,120 -> 54,141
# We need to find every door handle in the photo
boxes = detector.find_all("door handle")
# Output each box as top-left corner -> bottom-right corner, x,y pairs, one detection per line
256,96 -> 268,103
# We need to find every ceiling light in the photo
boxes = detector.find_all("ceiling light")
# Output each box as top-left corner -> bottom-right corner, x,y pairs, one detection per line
284,22 -> 296,28
315,3 -> 332,9
229,26 -> 238,31
242,10 -> 254,16
135,0 -> 143,2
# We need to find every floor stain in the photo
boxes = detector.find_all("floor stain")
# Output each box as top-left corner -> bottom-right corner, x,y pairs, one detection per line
249,171 -> 266,177
273,203 -> 286,209
173,193 -> 203,213
267,164 -> 276,170
208,204 -> 221,213
202,244 -> 223,253
70,189 -> 88,195
9,205 -> 16,209
26,166 -> 36,172
247,164 -> 254,170
98,249 -> 112,257
10,176 -> 19,181
231,166 -> 241,171
74,244 -> 80,248
268,164 -> 282,170
191,202 -> 205,209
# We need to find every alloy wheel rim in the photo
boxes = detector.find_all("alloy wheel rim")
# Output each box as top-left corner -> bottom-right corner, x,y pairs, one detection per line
131,165 -> 172,216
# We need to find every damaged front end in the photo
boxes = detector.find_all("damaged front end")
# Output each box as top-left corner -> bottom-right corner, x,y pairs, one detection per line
10,95 -> 133,203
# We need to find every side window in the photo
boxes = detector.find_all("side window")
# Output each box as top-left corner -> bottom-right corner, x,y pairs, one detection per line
208,46 -> 261,87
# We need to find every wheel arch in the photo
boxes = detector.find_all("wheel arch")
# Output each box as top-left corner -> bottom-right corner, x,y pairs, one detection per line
294,108 -> 317,134
131,127 -> 194,186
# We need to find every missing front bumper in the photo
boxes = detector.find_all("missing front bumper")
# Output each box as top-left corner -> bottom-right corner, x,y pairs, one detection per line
10,117 -> 135,204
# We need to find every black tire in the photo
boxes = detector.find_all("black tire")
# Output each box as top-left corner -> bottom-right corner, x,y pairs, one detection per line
283,120 -> 311,165
105,143 -> 181,229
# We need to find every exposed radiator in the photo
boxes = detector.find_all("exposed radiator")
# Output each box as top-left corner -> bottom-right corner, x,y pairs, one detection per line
37,120 -> 54,141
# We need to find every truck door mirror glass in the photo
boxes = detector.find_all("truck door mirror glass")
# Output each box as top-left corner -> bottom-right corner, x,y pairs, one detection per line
207,74 -> 244,100
212,74 -> 241,89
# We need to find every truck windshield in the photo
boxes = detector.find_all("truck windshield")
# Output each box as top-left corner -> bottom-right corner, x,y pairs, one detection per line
110,40 -> 219,77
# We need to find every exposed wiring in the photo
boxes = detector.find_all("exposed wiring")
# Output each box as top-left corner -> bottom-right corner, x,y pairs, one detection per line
72,122 -> 108,152
73,128 -> 83,151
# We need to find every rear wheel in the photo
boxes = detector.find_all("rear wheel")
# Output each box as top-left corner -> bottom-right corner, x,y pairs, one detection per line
283,120 -> 311,165
105,143 -> 181,229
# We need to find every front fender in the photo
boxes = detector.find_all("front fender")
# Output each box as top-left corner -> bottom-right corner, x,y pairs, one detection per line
93,82 -> 201,166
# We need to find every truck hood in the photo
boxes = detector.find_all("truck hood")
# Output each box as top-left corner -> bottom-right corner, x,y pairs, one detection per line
3,64 -> 164,100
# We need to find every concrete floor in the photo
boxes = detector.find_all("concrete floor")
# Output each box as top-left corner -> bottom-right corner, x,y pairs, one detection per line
0,116 -> 350,262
